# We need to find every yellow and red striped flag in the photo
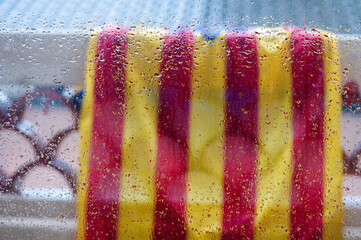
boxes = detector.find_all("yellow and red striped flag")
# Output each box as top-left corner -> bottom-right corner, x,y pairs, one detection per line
77,27 -> 343,239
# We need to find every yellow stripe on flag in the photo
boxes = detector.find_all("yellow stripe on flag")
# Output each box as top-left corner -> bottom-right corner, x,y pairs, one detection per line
321,31 -> 343,240
187,33 -> 226,240
117,28 -> 164,239
255,28 -> 292,239
77,35 -> 98,240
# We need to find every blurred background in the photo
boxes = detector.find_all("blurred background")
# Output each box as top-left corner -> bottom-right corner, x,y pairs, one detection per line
0,0 -> 360,33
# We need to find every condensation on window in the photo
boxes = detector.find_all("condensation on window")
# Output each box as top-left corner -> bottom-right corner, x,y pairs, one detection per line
0,0 -> 361,239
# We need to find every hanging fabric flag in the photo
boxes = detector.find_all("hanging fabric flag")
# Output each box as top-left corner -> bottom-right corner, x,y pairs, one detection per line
77,27 -> 343,239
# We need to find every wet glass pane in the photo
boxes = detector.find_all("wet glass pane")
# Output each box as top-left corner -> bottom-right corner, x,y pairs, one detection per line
0,0 -> 360,239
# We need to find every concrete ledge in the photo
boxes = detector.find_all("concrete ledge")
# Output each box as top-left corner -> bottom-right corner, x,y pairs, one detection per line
0,216 -> 76,240
0,31 -> 360,93
0,188 -> 360,239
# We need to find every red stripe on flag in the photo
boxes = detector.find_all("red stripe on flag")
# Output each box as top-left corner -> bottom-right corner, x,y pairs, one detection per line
86,29 -> 128,239
222,33 -> 258,240
290,30 -> 325,239
154,31 -> 194,240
